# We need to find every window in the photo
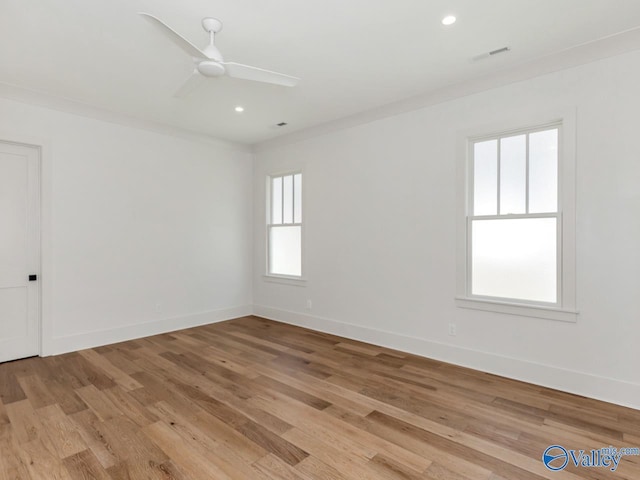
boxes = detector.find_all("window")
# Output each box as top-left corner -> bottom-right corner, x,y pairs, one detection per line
457,117 -> 577,321
267,172 -> 302,277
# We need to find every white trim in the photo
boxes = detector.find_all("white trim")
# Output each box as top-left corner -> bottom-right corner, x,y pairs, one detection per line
30,145 -> 42,356
454,297 -> 577,323
262,275 -> 308,287
44,305 -> 252,356
468,122 -> 562,143
252,305 -> 640,410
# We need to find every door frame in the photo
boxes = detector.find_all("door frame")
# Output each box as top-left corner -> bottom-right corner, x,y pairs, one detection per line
0,131 -> 50,357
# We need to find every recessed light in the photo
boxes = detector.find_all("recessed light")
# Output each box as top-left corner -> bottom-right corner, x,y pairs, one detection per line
442,15 -> 456,26
234,106 -> 244,113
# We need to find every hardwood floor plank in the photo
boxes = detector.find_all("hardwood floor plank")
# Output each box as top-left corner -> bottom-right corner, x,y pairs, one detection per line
78,349 -> 143,392
0,402 -> 9,426
62,449 -> 111,480
148,400 -> 268,464
101,348 -> 143,377
69,409 -> 120,469
36,404 -> 86,459
0,424 -> 31,480
253,364 -> 375,416
17,375 -> 57,409
5,399 -> 48,445
142,421 -> 235,480
18,438 -> 73,480
93,415 -> 169,479
423,462 -> 476,480
58,354 -> 117,391
367,453 -> 428,480
253,375 -> 332,410
283,427 -> 384,479
295,455 -> 351,480
0,364 -> 27,405
73,385 -> 119,423
253,453 -> 314,480
100,386 -> 158,427
149,403 -> 274,480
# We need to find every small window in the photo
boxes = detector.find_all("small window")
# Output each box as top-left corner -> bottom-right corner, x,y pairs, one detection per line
457,116 -> 577,321
267,172 -> 302,277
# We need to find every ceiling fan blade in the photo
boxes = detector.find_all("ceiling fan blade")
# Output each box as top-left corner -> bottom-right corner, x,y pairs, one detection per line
139,12 -> 207,59
174,69 -> 207,98
222,62 -> 299,87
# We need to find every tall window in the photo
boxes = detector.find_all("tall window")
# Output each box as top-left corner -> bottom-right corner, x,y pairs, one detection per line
268,172 -> 302,277
469,124 -> 560,305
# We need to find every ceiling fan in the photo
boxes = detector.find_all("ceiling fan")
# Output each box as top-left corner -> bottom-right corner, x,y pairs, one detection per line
139,13 -> 300,97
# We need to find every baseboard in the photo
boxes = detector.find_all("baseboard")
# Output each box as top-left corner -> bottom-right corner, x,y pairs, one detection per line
253,305 -> 640,411
45,305 -> 252,356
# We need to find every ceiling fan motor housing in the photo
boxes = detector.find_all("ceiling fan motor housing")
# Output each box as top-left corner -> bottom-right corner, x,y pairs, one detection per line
198,60 -> 225,77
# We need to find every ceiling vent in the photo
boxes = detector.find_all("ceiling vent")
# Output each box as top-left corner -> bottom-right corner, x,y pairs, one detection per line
472,46 -> 511,61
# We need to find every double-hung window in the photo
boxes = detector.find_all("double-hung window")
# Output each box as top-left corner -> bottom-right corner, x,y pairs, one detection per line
457,118 -> 577,321
267,172 -> 302,277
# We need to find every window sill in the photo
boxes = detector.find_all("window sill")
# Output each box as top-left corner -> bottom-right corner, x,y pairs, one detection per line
455,296 -> 578,322
262,275 -> 307,287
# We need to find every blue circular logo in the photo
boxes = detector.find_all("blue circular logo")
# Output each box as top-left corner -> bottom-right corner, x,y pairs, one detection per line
543,445 -> 569,471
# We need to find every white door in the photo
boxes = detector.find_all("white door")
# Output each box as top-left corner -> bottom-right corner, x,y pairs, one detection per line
0,141 -> 40,363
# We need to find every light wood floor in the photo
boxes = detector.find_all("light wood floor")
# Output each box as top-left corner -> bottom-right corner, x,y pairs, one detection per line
0,316 -> 639,479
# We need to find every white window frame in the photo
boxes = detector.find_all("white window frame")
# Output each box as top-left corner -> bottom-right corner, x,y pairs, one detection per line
265,170 -> 306,283
455,110 -> 578,322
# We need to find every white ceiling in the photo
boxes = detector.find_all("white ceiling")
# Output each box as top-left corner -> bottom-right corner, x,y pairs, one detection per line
1,1 -> 640,145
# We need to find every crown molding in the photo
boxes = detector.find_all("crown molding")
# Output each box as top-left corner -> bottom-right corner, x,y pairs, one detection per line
0,81 -> 252,153
253,26 -> 640,153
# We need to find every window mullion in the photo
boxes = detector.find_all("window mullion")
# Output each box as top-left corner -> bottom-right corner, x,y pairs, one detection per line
292,175 -> 296,226
280,176 -> 285,225
525,133 -> 530,214
267,224 -> 272,272
556,212 -> 562,306
269,178 -> 274,225
496,138 -> 501,215
290,174 -> 295,225
467,216 -> 473,297
469,142 -> 475,216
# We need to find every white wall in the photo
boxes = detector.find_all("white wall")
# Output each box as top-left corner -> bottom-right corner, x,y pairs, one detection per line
0,97 -> 253,354
253,50 -> 640,409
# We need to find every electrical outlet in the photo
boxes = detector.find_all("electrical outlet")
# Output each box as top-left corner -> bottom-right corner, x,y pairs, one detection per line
306,299 -> 312,310
155,303 -> 163,313
448,323 -> 457,336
